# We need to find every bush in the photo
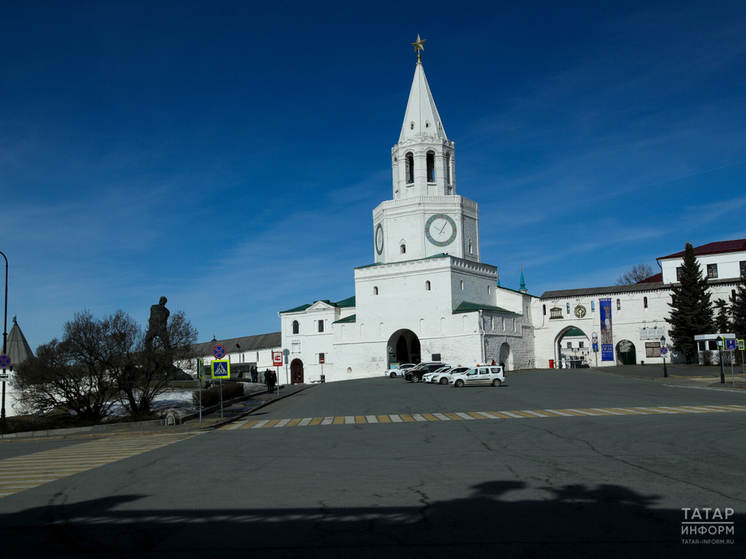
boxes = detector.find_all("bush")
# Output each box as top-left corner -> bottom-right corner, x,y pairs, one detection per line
193,382 -> 244,407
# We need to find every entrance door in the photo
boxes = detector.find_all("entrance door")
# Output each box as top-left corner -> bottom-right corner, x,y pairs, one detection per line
617,340 -> 636,365
290,359 -> 304,383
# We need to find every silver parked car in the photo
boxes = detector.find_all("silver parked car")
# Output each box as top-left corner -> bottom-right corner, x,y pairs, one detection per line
451,366 -> 505,387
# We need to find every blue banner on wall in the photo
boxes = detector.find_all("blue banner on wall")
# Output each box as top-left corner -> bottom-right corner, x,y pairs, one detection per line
600,298 -> 614,361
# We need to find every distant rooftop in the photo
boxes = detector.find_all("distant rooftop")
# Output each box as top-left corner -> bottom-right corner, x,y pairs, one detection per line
660,239 -> 746,260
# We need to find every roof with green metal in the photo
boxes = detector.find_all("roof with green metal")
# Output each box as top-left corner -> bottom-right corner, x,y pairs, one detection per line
453,301 -> 521,315
333,314 -> 357,324
280,296 -> 355,314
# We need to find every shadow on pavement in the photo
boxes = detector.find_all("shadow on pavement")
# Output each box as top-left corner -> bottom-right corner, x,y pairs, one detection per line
1,480 -> 740,558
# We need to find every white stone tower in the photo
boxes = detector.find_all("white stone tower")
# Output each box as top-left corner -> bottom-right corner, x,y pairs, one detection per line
373,38 -> 480,265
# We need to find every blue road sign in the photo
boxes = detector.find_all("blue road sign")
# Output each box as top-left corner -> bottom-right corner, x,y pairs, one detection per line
211,359 -> 230,379
725,339 -> 737,350
660,347 -> 668,356
212,345 -> 227,359
0,354 -> 10,369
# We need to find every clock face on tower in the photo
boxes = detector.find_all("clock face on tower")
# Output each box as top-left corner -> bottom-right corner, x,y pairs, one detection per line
425,214 -> 457,247
375,223 -> 384,255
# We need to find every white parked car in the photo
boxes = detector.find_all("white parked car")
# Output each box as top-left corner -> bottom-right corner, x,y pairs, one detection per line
385,363 -> 415,378
421,366 -> 451,383
451,366 -> 505,387
431,366 -> 470,384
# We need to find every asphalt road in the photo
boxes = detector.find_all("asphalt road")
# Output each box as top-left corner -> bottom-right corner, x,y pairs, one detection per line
1,370 -> 744,558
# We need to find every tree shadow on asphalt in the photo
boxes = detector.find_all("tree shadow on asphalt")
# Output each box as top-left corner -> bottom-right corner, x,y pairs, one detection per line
1,480 -> 741,559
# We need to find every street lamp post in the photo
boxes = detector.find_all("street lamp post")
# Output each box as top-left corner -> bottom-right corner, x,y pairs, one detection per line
660,335 -> 668,378
1,251 -> 8,420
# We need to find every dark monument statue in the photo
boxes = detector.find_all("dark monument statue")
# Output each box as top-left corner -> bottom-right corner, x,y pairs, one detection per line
145,296 -> 170,350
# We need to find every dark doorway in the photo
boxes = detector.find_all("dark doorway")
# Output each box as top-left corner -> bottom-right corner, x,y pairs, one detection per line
388,329 -> 421,366
617,340 -> 637,365
290,359 -> 304,383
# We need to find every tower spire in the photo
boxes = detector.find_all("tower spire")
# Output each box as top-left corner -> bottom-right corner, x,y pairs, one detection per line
519,264 -> 527,293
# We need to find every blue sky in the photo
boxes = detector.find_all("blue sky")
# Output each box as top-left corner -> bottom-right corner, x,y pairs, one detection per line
2,1 -> 746,352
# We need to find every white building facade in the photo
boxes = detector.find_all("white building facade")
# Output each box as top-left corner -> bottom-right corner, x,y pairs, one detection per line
532,240 -> 746,368
279,57 -> 535,383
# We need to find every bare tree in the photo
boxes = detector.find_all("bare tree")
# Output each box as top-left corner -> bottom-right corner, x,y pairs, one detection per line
114,310 -> 197,418
616,263 -> 655,285
13,311 -> 116,420
13,309 -> 197,420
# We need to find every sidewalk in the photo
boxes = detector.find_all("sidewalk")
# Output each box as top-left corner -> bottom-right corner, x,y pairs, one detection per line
180,383 -> 313,429
587,362 -> 746,388
0,383 -> 314,441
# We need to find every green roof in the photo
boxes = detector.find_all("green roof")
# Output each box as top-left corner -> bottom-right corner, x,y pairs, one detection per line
280,296 -> 355,314
565,328 -> 587,337
453,301 -> 521,315
336,295 -> 356,308
333,314 -> 357,324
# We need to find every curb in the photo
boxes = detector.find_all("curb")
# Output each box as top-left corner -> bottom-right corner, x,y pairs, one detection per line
199,384 -> 313,430
0,387 -> 278,442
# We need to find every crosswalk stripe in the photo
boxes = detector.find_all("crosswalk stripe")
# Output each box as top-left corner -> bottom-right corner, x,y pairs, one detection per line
0,433 -> 197,499
221,404 -> 746,430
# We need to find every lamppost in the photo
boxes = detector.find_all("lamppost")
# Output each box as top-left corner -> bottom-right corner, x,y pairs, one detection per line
660,335 -> 668,378
1,250 -> 8,420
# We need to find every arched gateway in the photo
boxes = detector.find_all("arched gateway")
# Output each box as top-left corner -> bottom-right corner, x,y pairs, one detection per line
290,359 -> 304,384
387,329 -> 421,366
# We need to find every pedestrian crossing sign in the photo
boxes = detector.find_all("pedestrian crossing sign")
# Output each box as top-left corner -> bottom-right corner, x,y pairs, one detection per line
211,359 -> 231,379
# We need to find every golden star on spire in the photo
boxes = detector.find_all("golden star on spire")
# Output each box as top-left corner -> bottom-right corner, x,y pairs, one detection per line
412,34 -> 426,60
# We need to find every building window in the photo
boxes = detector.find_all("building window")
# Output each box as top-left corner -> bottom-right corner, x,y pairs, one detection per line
319,352 -> 325,363
567,342 -> 572,349
591,301 -> 595,312
373,286 -> 378,295
741,261 -> 746,276
643,297 -> 648,309
543,304 -> 546,316
426,151 -> 435,182
676,267 -> 683,281
616,299 -> 621,310
487,285 -> 491,295
292,320 -> 299,334
460,280 -> 464,290
579,341 -> 584,348
468,239 -> 473,254
318,320 -> 324,333
425,281 -> 431,291
707,264 -> 718,279
566,303 -> 570,314
446,152 -> 452,185
406,152 -> 414,184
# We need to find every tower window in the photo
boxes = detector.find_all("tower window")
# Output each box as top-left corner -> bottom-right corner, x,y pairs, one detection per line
410,121 -> 415,130
468,238 -> 473,254
591,301 -> 595,312
644,297 -> 648,308
292,320 -> 299,334
374,286 -> 378,295
446,153 -> 452,185
616,299 -> 621,310
406,153 -> 414,184
566,303 -> 570,314
426,151 -> 435,182
460,280 -> 464,290
425,281 -> 431,291
400,244 -> 406,254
